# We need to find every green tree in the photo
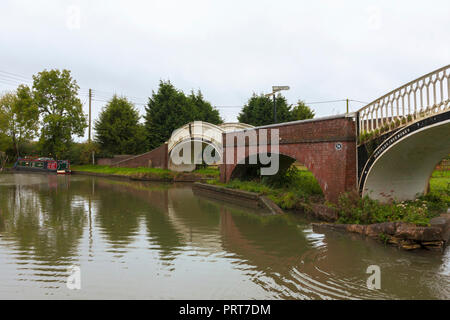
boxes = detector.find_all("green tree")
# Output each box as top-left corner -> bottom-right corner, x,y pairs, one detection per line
290,100 -> 315,120
238,93 -> 292,126
187,90 -> 223,125
0,86 -> 39,158
95,95 -> 146,155
145,81 -> 221,150
32,69 -> 87,158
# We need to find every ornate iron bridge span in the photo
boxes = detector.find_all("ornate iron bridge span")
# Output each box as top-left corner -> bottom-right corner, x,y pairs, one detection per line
356,64 -> 449,201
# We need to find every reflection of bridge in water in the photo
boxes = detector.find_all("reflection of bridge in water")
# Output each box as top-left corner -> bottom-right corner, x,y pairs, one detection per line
1,175 -> 447,299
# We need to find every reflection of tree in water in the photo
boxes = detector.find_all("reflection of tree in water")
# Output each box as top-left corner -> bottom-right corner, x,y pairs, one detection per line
93,181 -> 143,245
168,188 -> 221,231
93,179 -> 184,260
97,181 -> 314,281
0,178 -> 86,266
143,206 -> 184,260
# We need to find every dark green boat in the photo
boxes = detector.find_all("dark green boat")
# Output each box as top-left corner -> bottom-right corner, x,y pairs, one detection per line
13,157 -> 71,174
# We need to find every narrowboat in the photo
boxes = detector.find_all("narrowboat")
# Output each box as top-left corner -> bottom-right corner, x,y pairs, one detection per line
13,157 -> 71,174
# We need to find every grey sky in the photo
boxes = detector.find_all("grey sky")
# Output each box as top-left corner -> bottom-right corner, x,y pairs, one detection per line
0,0 -> 449,141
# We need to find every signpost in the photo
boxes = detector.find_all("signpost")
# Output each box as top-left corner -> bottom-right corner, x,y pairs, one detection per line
266,86 -> 290,123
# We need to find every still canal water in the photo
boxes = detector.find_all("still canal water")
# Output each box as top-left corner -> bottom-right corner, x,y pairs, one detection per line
0,173 -> 448,299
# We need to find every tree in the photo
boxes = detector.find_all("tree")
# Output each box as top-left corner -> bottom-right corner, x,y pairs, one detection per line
144,81 -> 222,150
238,93 -> 292,126
94,95 -> 146,155
187,90 -> 223,125
32,69 -> 87,158
145,81 -> 189,150
0,86 -> 39,158
290,100 -> 315,120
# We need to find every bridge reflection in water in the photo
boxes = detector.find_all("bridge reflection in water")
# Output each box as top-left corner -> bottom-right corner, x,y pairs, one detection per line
0,173 -> 448,299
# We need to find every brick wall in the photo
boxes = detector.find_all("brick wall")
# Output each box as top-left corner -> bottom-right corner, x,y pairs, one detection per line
220,116 -> 357,202
112,143 -> 168,169
97,155 -> 133,166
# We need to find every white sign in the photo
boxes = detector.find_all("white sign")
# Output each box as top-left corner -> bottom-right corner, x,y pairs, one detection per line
272,86 -> 290,91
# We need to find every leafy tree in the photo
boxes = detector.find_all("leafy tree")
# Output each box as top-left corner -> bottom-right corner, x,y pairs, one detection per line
0,131 -> 9,155
187,90 -> 223,125
238,93 -> 292,126
32,69 -> 87,158
80,141 -> 100,164
95,95 -> 147,155
290,100 -> 315,120
67,141 -> 100,165
0,86 -> 39,158
145,81 -> 222,150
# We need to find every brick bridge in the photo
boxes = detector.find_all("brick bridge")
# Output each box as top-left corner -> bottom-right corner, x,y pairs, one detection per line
110,65 -> 449,203
219,115 -> 357,202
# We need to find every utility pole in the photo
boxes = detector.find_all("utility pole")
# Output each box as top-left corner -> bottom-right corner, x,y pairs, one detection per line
88,89 -> 92,142
346,98 -> 349,114
88,89 -> 95,165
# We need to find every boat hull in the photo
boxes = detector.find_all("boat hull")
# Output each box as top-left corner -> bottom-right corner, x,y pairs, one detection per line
14,158 -> 71,174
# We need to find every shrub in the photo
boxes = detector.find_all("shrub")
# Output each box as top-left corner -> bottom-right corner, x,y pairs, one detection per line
332,191 -> 443,226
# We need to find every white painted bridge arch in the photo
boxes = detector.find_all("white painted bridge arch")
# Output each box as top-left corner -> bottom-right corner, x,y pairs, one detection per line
167,121 -> 254,172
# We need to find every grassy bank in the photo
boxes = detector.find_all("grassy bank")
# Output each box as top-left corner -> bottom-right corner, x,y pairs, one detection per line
71,164 -> 219,180
430,170 -> 450,204
208,166 -> 449,226
206,167 -> 324,210
332,191 -> 447,226
332,170 -> 449,226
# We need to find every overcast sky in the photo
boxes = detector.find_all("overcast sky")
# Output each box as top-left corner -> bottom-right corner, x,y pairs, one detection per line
0,0 -> 449,141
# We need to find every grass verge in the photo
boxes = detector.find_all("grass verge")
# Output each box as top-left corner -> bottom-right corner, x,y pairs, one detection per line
332,171 -> 449,226
207,166 -> 324,210
71,164 -> 219,180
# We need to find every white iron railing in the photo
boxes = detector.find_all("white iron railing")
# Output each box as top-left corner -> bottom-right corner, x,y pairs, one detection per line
358,65 -> 449,140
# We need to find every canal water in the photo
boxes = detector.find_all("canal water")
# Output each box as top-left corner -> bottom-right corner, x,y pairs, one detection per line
0,173 -> 448,299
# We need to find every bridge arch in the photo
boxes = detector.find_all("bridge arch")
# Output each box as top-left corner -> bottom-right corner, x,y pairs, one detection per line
361,111 -> 450,202
230,153 -> 297,181
224,141 -> 351,201
168,138 -> 222,172
167,121 -> 254,172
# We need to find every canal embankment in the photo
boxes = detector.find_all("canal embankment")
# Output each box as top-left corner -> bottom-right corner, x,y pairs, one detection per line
200,167 -> 449,251
313,213 -> 450,251
192,182 -> 284,215
71,165 -> 218,182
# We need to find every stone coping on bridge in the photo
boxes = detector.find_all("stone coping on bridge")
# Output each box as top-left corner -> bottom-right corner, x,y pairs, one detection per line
312,213 -> 450,252
229,113 -> 356,132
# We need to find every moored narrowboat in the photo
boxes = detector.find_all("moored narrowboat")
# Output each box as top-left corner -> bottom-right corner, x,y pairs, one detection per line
13,157 -> 71,174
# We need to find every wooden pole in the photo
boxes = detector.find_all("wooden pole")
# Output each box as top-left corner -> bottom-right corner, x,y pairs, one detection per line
88,89 -> 92,142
